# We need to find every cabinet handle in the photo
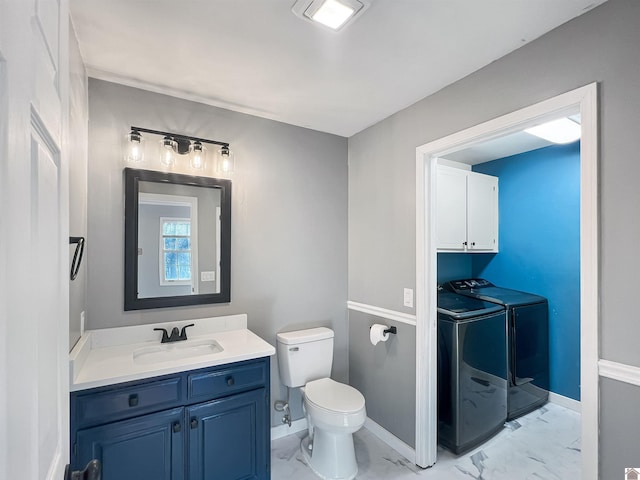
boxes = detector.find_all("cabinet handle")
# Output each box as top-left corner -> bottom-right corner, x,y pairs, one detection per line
64,460 -> 100,480
471,242 -> 476,246
463,241 -> 468,246
128,394 -> 139,407
172,421 -> 181,433
190,418 -> 198,429
226,376 -> 235,386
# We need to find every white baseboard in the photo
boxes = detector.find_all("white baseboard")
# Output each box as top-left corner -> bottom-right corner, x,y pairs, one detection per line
271,418 -> 307,441
548,391 -> 581,413
364,417 -> 416,464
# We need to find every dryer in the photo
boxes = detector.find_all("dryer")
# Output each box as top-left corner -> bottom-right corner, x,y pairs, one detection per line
445,278 -> 549,420
437,287 -> 508,454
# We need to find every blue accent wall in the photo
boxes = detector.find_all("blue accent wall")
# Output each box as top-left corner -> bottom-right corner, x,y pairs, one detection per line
472,142 -> 581,400
437,253 -> 472,284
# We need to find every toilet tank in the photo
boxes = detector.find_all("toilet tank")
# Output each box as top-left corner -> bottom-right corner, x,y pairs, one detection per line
276,327 -> 334,388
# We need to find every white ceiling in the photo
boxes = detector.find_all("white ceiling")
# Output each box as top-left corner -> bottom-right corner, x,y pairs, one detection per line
442,113 -> 582,165
70,0 -> 606,138
442,132 -> 556,165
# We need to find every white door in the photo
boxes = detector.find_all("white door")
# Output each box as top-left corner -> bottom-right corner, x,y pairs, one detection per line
435,165 -> 467,250
467,172 -> 498,251
0,1 -> 70,479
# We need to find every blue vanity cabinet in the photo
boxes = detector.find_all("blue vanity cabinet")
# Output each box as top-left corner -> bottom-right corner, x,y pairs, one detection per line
71,357 -> 270,480
187,388 -> 267,480
76,407 -> 185,480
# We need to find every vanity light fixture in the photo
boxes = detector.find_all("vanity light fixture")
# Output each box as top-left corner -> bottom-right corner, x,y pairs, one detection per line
125,127 -> 233,173
524,117 -> 581,144
291,0 -> 368,31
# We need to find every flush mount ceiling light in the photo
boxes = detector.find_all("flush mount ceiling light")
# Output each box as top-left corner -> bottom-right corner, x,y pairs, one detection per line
124,126 -> 235,174
292,0 -> 368,31
524,117 -> 581,144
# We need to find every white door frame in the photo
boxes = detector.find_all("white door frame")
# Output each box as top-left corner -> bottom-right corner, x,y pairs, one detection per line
414,83 -> 599,478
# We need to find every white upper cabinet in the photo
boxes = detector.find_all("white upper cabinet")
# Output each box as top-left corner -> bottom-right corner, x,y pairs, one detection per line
436,164 -> 498,252
436,166 -> 468,250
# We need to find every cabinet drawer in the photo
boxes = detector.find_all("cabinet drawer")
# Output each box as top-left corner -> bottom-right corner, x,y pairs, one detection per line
75,377 -> 182,428
188,362 -> 266,402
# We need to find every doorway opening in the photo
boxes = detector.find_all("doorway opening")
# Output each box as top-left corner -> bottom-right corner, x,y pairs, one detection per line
414,84 -> 598,479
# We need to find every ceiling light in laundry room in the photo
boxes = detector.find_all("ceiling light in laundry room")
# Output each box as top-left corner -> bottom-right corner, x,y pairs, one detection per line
292,0 -> 368,31
524,117 -> 581,144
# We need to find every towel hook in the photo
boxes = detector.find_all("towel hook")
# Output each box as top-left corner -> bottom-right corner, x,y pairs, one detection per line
69,236 -> 85,281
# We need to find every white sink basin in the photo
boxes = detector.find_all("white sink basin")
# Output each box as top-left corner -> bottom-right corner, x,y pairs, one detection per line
133,339 -> 224,365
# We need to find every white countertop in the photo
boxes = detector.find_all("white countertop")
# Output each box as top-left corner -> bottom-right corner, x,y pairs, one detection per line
69,314 -> 275,392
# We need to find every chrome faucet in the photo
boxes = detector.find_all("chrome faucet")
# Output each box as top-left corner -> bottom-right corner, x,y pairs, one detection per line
154,324 -> 194,343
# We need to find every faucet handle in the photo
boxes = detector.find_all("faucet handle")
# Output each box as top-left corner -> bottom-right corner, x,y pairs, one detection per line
180,323 -> 195,340
153,328 -> 170,343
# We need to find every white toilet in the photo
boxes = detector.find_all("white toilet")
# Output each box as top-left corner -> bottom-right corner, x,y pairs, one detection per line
276,327 -> 366,480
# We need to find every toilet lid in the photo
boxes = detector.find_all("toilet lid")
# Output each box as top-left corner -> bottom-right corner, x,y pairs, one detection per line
305,378 -> 365,414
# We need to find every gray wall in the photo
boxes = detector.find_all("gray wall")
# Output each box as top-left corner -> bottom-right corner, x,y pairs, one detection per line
600,378 -> 640,475
86,79 -> 348,426
347,0 -> 640,474
68,22 -> 88,350
348,312 -> 416,446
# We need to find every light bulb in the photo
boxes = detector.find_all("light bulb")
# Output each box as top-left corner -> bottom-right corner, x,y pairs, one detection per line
189,141 -> 206,169
124,129 -> 145,163
160,137 -> 176,166
216,145 -> 235,174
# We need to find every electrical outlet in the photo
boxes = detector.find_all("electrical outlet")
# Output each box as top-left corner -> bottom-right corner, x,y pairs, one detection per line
403,288 -> 414,308
201,271 -> 215,282
80,311 -> 85,336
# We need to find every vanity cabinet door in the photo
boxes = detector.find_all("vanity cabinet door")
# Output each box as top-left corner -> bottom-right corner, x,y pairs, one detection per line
76,407 -> 185,480
187,388 -> 269,480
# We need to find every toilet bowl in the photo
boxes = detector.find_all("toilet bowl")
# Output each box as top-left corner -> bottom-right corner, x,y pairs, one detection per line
276,328 -> 367,480
301,378 -> 366,480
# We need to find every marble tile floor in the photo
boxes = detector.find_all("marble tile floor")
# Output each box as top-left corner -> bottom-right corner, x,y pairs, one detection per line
271,403 -> 581,479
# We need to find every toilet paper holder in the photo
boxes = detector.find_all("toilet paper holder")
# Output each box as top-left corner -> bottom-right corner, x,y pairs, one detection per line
369,325 -> 397,335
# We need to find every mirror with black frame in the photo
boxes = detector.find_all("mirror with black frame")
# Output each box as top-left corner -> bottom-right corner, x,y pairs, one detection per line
124,168 -> 231,310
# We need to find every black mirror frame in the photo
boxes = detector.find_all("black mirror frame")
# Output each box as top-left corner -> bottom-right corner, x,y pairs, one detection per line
124,167 -> 231,310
